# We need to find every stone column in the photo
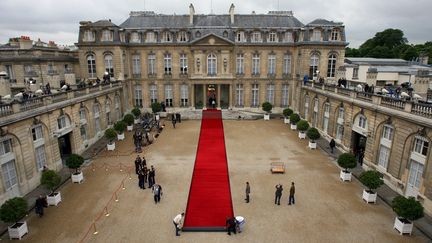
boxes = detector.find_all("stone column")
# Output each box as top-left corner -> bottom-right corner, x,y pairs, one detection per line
229,83 -> 233,108
217,84 -> 221,108
190,84 -> 194,108
202,84 -> 206,109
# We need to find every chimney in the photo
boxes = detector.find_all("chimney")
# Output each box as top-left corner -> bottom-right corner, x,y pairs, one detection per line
229,4 -> 235,24
18,36 -> 33,49
419,53 -> 429,65
189,4 -> 195,25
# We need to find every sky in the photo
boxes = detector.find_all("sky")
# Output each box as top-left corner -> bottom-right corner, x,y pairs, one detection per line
0,0 -> 431,48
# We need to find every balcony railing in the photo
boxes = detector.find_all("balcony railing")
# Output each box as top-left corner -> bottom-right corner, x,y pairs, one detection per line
303,82 -> 432,119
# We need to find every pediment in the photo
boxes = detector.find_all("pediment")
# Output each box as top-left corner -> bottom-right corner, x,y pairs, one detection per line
191,34 -> 234,46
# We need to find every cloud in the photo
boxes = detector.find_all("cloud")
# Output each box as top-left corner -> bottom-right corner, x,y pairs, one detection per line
0,0 -> 431,47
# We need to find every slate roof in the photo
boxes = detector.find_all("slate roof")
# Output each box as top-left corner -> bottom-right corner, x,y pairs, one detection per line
91,20 -> 118,27
345,57 -> 408,65
307,19 -> 343,26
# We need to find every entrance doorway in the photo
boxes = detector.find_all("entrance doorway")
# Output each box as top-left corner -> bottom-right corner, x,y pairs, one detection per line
351,131 -> 366,165
207,84 -> 217,108
58,133 -> 72,163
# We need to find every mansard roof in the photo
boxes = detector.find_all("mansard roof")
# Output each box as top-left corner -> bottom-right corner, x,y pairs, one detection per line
307,19 -> 343,27
90,20 -> 118,27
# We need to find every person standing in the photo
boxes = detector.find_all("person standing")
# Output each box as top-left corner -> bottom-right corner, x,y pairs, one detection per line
143,166 -> 148,188
288,182 -> 295,205
329,139 -> 336,153
172,114 -> 177,128
148,165 -> 156,188
152,183 -> 162,203
245,182 -> 250,203
173,212 -> 184,236
134,155 -> 142,175
35,195 -> 47,217
226,217 -> 237,235
138,168 -> 145,189
275,184 -> 283,205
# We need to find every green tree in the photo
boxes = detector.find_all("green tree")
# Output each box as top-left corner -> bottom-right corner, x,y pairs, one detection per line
402,46 -> 419,61
66,154 -> 84,174
392,196 -> 424,222
41,170 -> 62,194
359,170 -> 384,193
0,197 -> 28,224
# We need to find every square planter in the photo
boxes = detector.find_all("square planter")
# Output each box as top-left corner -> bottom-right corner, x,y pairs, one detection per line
117,133 -> 125,141
155,114 -> 160,121
298,131 -> 306,139
284,118 -> 290,124
127,125 -> 133,131
8,221 -> 28,240
362,189 -> 377,203
308,141 -> 317,149
71,171 -> 84,184
394,217 -> 413,235
264,114 -> 270,120
290,124 -> 297,130
47,191 -> 62,206
107,142 -> 116,151
340,170 -> 352,182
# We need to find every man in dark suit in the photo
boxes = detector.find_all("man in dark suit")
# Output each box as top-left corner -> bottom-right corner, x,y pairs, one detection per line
275,184 -> 283,205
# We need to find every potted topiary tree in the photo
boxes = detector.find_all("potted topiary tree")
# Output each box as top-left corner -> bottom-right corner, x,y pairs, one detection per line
262,102 -> 273,120
151,102 -> 162,121
296,120 -> 309,139
131,107 -> 142,124
306,127 -> 320,149
114,121 -> 126,140
283,108 -> 293,124
289,113 -> 300,130
0,197 -> 28,240
337,153 -> 357,182
392,196 -> 424,235
123,114 -> 134,131
359,170 -> 384,203
41,170 -> 62,206
105,128 -> 117,151
66,154 -> 85,184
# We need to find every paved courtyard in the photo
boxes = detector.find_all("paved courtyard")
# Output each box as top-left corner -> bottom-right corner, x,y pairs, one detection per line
2,119 -> 428,242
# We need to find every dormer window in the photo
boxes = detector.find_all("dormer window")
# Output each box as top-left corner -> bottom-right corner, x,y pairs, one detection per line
283,32 -> 293,43
145,31 -> 156,43
119,32 -> 125,42
331,29 -> 339,41
236,31 -> 245,42
178,31 -> 188,42
268,32 -> 278,43
83,30 -> 95,42
162,31 -> 172,43
130,32 -> 141,43
101,30 -> 113,41
311,29 -> 321,41
251,31 -> 262,43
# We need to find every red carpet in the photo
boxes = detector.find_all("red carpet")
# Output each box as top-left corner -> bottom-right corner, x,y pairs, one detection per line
183,110 -> 234,231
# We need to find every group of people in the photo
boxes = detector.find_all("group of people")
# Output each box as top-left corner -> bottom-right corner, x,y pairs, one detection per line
274,182 -> 296,206
134,155 -> 162,203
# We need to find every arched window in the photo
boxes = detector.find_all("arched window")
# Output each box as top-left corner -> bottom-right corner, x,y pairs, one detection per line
309,54 -> 319,79
336,107 -> 344,141
327,54 -> 337,78
407,136 -> 429,197
104,54 -> 114,77
207,53 -> 217,76
322,103 -> 330,133
87,54 -> 96,78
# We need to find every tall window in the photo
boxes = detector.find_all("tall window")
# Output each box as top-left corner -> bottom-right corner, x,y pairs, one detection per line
164,53 -> 172,75
323,103 -> 330,133
353,67 -> 359,79
331,29 -> 339,41
130,32 -> 141,43
309,54 -> 319,79
150,84 -> 158,104
268,32 -> 278,42
281,84 -> 289,107
132,55 -> 141,76
32,126 -> 43,141
57,116 -> 69,130
178,31 -> 188,42
266,84 -> 275,104
165,85 -> 173,107
413,136 -> 429,156
0,139 -> 12,156
313,98 -> 319,127
134,85 -> 143,107
35,145 -> 46,171
162,32 -> 172,42
283,55 -> 292,75
94,104 -> 101,133
87,54 -> 96,78
358,115 -> 367,129
32,125 -> 46,171
5,65 -> 15,80
236,54 -> 244,75
283,32 -> 293,42
304,96 -> 309,120
327,54 -> 337,78
378,125 -> 393,170
180,54 -> 188,74
251,84 -> 259,107
180,84 -> 188,107
83,30 -> 95,42
207,53 -> 217,76
105,102 -> 111,125
252,54 -> 260,75
251,31 -> 262,43
235,84 -> 244,107
104,54 -> 114,77
115,96 -> 121,121
311,29 -> 321,41
336,107 -> 344,141
148,54 -> 156,75
79,108 -> 87,141
236,31 -> 245,42
101,30 -> 113,41
146,31 -> 156,43
268,54 -> 276,75
2,160 -> 17,191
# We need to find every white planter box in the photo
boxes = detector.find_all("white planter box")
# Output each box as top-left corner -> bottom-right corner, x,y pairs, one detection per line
340,170 -> 352,182
117,133 -> 125,140
71,171 -> 84,184
308,141 -> 317,149
127,125 -> 133,131
107,142 -> 116,151
298,131 -> 306,139
47,191 -> 62,206
8,221 -> 28,240
155,114 -> 160,121
394,217 -> 413,235
362,189 -> 377,203
134,118 -> 140,124
264,114 -> 270,120
284,118 -> 290,124
290,124 -> 297,130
